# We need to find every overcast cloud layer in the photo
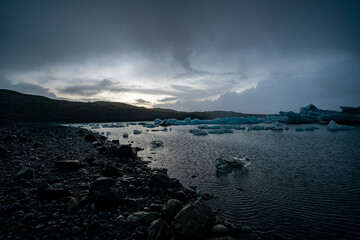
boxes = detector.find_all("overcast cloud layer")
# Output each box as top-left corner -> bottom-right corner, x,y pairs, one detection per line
0,0 -> 359,113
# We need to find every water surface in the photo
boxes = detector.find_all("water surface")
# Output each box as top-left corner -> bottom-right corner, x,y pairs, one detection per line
80,123 -> 360,239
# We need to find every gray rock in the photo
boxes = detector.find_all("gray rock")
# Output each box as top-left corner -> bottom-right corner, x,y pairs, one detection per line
162,199 -> 183,222
102,162 -> 118,177
13,167 -> 34,180
149,173 -> 172,188
66,197 -> 78,212
55,160 -> 84,171
172,201 -> 216,238
211,224 -> 228,235
72,226 -> 81,235
89,177 -> 122,210
147,219 -> 172,240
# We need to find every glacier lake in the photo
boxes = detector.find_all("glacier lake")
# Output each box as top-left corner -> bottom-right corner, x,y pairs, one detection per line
74,122 -> 360,239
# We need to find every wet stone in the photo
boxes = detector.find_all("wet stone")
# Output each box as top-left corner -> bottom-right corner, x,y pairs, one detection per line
149,173 -> 172,188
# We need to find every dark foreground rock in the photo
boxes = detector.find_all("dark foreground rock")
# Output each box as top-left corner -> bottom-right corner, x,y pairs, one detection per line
89,177 -> 122,210
0,122 -> 255,240
172,200 -> 216,238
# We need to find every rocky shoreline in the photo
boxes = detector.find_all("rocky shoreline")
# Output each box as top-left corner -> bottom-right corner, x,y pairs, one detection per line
0,122 -> 255,240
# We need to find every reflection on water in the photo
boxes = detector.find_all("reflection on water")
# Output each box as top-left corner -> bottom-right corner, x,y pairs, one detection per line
76,123 -> 360,239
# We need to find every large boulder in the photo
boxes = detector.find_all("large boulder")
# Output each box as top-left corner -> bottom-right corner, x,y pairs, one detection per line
172,201 -> 216,238
147,219 -> 172,240
55,160 -> 84,171
162,199 -> 183,222
149,173 -> 172,188
117,145 -> 137,158
89,177 -> 122,210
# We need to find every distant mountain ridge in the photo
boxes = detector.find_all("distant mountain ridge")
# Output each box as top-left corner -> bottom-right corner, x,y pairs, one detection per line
0,89 -> 258,123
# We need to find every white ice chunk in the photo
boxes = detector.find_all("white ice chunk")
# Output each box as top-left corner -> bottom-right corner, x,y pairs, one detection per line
327,120 -> 354,131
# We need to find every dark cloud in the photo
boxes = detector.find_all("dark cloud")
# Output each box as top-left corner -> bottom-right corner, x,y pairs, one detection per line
59,79 -> 114,96
156,58 -> 360,113
170,85 -> 194,92
135,98 -> 151,105
1,0 -> 359,72
0,0 -> 359,111
158,97 -> 177,102
0,76 -> 57,98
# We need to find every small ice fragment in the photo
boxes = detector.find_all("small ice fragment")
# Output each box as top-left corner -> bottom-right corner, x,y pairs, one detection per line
191,129 -> 208,135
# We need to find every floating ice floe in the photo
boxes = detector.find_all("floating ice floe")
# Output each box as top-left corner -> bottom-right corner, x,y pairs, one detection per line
190,129 -> 208,136
295,126 -> 319,132
133,130 -> 142,134
102,123 -> 125,128
150,140 -> 164,148
123,133 -> 129,138
208,129 -> 234,134
327,120 -> 354,131
215,157 -> 250,173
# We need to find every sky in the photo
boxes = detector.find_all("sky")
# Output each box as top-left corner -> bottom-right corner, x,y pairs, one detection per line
0,0 -> 359,114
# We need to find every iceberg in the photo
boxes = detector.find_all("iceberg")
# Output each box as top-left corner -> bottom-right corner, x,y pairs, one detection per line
248,125 -> 265,131
215,157 -> 250,173
190,129 -> 208,136
269,122 -> 284,131
340,106 -> 360,114
154,118 -> 163,125
279,111 -> 316,124
198,125 -> 222,130
153,104 -> 360,128
327,120 -> 354,131
214,158 -> 232,173
319,113 -> 360,125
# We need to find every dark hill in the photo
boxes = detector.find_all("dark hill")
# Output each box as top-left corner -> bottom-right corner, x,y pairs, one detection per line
0,89 -> 211,123
0,89 -> 259,123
